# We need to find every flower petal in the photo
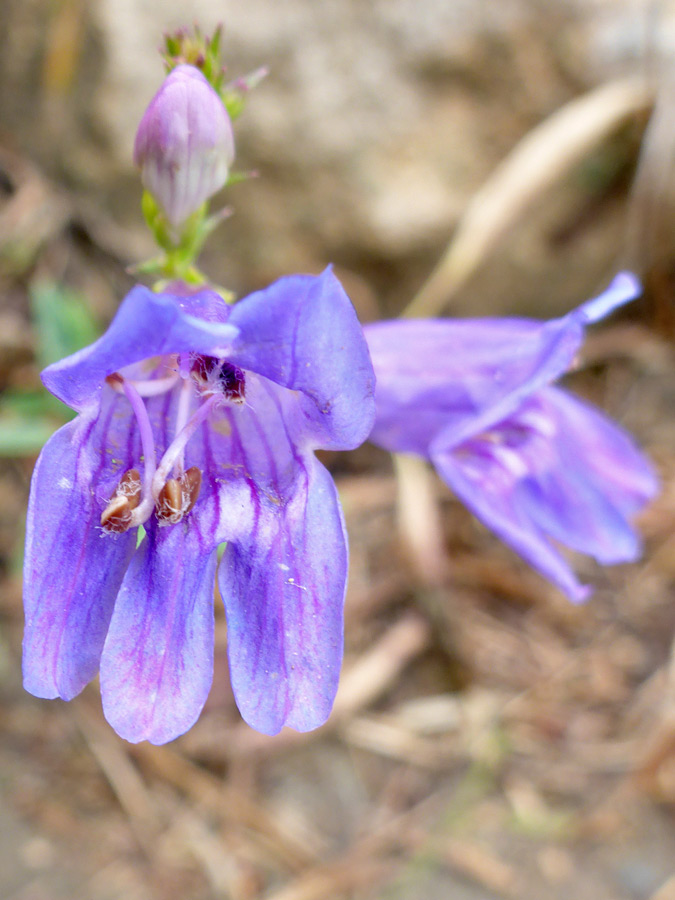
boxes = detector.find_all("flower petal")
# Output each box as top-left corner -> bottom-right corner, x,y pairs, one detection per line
188,373 -> 347,733
366,314 -> 583,454
366,272 -> 641,455
226,267 -> 375,450
23,400 -> 138,700
580,271 -> 641,323
217,457 -> 346,734
99,522 -> 217,745
42,284 -> 238,412
432,443 -> 592,603
517,387 -> 658,564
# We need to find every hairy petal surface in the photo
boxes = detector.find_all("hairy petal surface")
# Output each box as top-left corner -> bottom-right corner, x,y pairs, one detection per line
227,268 -> 375,450
100,522 -> 217,744
23,397 -> 138,700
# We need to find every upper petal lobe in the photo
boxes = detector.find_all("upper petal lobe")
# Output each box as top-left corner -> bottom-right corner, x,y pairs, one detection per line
365,272 -> 642,455
42,284 -> 237,412
227,268 -> 376,451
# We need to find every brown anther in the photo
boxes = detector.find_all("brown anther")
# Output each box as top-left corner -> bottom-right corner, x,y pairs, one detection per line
156,466 -> 203,526
181,466 -> 202,514
101,495 -> 132,533
100,468 -> 143,534
117,469 -> 141,510
105,373 -> 124,390
156,478 -> 183,525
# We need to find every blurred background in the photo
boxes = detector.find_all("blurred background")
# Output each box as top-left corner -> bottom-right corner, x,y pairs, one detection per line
2,0 -> 675,898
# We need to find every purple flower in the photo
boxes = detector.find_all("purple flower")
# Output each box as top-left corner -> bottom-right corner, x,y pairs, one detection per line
365,273 -> 658,602
134,64 -> 235,227
23,268 -> 375,744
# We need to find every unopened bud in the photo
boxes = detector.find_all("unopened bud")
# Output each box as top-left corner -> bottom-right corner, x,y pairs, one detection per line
134,65 -> 235,227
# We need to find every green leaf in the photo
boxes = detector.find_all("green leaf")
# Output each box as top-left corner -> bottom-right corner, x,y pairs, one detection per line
0,415 -> 57,456
30,281 -> 99,368
2,388 -> 74,421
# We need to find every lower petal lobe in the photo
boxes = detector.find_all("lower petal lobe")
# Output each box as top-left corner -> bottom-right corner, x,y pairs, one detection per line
433,443 -> 592,603
23,405 -> 137,700
518,388 -> 657,565
217,456 -> 347,735
99,522 -> 217,744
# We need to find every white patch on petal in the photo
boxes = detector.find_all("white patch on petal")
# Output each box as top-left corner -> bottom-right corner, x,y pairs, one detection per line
286,577 -> 307,592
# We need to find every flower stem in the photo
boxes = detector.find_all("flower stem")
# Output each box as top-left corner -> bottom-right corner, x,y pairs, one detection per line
121,378 -> 158,527
173,379 -> 194,475
152,395 -> 217,501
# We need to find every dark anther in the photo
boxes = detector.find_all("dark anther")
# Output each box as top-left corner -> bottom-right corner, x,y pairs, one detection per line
191,355 -> 245,403
101,469 -> 141,534
217,362 -> 246,403
190,355 -> 219,384
105,373 -> 125,390
156,466 -> 203,526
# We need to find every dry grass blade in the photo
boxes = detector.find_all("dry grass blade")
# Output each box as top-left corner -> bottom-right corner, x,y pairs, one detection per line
440,838 -> 520,897
74,704 -> 162,854
649,874 -> 675,900
394,453 -> 447,586
625,71 -> 675,275
341,714 -> 453,768
404,76 -> 653,318
130,742 -> 317,871
332,612 -> 431,719
168,811 -> 251,900
261,793 -> 443,900
262,859 -> 392,900
631,631 -> 675,798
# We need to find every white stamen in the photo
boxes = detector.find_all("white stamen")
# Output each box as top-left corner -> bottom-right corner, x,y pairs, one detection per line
152,395 -> 217,502
173,378 -> 194,475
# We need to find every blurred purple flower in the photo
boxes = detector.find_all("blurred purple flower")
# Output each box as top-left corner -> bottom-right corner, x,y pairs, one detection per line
365,273 -> 658,602
134,64 -> 235,226
23,269 -> 375,744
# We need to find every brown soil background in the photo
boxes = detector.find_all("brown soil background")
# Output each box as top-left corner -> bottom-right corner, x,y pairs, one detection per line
2,3 -> 675,899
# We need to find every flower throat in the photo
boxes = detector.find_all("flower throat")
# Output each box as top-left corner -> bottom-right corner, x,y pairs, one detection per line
100,354 -> 245,533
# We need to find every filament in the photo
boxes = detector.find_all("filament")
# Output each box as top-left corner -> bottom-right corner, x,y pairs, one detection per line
152,395 -> 217,501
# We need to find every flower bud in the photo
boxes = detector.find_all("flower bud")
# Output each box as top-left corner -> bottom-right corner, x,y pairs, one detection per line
134,64 -> 235,227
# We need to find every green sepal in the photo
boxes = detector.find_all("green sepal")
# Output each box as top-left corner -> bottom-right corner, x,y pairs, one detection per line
141,190 -> 175,252
221,67 -> 268,120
